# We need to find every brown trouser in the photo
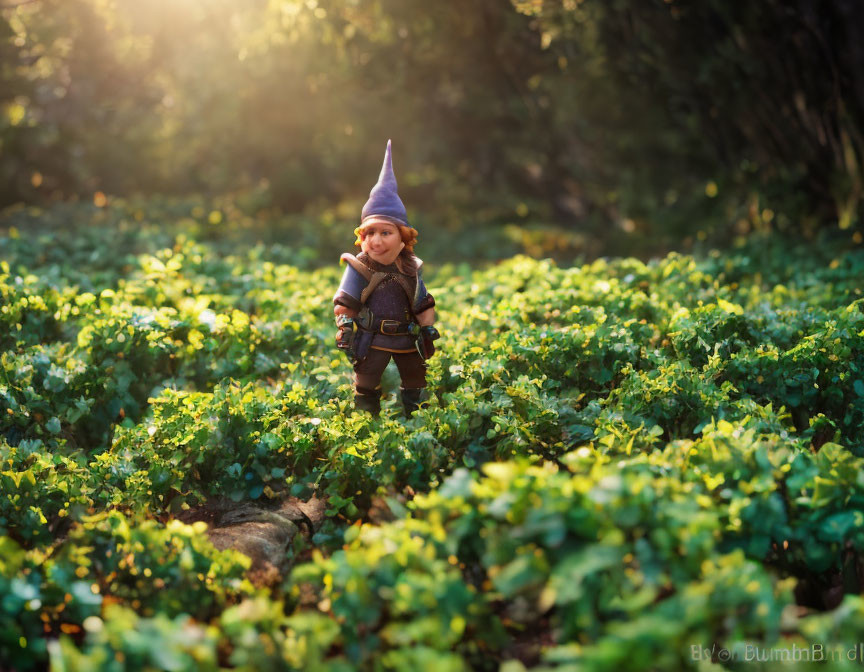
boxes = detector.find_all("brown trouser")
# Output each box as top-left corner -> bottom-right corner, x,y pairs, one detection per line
353,348 -> 427,391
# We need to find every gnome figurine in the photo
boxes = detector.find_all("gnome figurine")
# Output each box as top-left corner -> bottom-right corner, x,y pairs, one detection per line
332,140 -> 440,418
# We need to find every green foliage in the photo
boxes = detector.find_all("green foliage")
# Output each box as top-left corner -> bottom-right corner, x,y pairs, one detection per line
407,455 -> 794,668
0,511 -> 257,670
49,603 -> 222,672
1,208 -> 864,668
0,437 -> 92,545
291,519 -> 507,668
48,511 -> 258,618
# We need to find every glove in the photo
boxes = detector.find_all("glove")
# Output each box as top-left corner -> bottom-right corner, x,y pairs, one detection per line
336,315 -> 356,362
416,325 -> 440,360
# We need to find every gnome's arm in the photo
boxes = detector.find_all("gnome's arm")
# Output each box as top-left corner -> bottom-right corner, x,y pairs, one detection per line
414,271 -> 439,357
334,304 -> 358,319
332,264 -> 365,322
333,266 -> 360,347
413,263 -> 436,326
416,306 -> 435,326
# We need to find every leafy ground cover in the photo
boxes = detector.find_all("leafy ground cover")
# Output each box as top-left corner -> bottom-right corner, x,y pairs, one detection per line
1,200 -> 863,670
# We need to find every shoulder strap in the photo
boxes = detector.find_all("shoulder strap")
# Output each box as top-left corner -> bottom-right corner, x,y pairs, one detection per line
360,273 -> 390,304
341,253 -> 373,281
396,255 -> 424,315
413,263 -> 425,308
391,274 -> 418,314
346,252 -> 420,311
357,270 -> 419,312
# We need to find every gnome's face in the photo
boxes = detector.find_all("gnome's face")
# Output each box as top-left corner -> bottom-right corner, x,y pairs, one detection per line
359,219 -> 405,265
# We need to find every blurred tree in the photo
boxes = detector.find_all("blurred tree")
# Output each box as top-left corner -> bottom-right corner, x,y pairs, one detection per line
0,0 -> 860,250
1,0 -> 169,202
526,0 -> 864,233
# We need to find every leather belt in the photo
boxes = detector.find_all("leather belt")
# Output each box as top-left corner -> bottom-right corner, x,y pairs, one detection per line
359,318 -> 417,335
379,319 -> 416,335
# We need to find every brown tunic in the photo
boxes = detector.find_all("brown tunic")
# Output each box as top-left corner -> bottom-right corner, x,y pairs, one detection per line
333,252 -> 435,353
360,254 -> 416,352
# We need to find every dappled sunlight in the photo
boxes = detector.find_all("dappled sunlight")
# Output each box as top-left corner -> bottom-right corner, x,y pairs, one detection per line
2,1 -> 864,668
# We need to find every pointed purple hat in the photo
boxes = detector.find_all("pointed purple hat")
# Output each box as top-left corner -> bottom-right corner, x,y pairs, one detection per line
361,139 -> 410,228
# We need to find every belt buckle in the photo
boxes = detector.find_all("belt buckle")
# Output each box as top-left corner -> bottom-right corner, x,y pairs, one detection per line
380,319 -> 401,334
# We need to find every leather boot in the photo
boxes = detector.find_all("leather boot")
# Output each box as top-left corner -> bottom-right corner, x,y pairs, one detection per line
354,385 -> 382,417
400,387 -> 427,418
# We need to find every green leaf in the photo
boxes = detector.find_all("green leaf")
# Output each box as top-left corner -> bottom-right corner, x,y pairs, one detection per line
492,554 -> 545,597
820,510 -> 864,542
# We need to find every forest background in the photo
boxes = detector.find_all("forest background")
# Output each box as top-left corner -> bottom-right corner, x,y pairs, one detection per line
2,0 -> 863,259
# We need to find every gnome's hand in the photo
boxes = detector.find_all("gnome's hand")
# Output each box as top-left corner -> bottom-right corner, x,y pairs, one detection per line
336,315 -> 356,361
416,325 -> 440,360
